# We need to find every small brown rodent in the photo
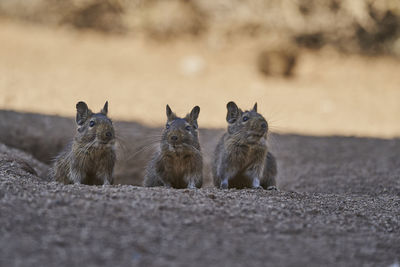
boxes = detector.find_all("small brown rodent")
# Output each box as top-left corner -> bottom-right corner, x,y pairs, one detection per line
143,105 -> 203,189
212,101 -> 277,190
51,101 -> 116,185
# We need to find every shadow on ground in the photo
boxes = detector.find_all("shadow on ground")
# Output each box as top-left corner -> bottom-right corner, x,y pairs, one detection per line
0,110 -> 399,266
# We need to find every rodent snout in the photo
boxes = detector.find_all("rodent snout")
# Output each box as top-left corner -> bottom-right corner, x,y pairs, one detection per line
168,133 -> 186,145
251,119 -> 268,133
99,129 -> 114,143
261,122 -> 267,130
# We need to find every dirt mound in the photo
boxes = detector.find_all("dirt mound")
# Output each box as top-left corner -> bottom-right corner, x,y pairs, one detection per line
0,143 -> 49,181
0,110 -> 74,164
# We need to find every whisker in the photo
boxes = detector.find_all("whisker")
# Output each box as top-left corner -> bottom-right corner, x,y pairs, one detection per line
125,141 -> 160,161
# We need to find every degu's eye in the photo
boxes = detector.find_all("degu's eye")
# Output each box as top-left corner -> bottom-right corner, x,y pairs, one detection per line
166,124 -> 170,129
185,125 -> 191,131
89,120 -> 95,127
242,116 -> 249,122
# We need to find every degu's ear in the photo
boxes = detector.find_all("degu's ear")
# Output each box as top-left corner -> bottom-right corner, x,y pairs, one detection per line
188,106 -> 200,128
252,102 -> 257,112
189,106 -> 200,122
76,101 -> 92,125
166,104 -> 177,121
226,101 -> 241,123
101,101 -> 108,115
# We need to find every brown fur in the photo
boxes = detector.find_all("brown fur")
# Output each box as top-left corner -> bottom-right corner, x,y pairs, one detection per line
50,101 -> 116,185
144,105 -> 203,189
212,101 -> 277,189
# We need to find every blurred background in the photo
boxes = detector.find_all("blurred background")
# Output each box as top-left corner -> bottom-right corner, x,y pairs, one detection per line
0,0 -> 399,137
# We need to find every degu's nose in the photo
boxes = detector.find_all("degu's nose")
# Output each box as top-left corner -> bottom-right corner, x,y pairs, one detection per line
257,119 -> 268,133
261,122 -> 267,130
170,135 -> 178,142
102,130 -> 113,141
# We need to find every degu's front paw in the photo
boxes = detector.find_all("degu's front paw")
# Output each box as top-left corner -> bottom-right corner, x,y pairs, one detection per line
251,178 -> 262,189
252,186 -> 263,190
266,186 -> 278,191
163,183 -> 172,188
220,180 -> 229,190
187,183 -> 197,189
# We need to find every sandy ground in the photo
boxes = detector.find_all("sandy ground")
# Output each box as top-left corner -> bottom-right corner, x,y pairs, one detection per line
1,20 -> 400,138
0,111 -> 400,266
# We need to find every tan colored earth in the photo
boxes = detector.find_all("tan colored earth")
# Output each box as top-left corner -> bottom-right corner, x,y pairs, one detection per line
1,20 -> 400,138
